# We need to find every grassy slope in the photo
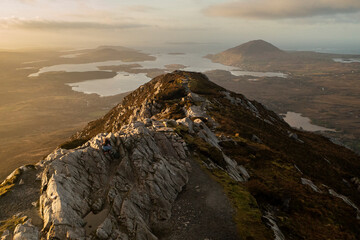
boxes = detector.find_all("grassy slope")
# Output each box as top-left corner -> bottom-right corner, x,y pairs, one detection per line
202,87 -> 360,239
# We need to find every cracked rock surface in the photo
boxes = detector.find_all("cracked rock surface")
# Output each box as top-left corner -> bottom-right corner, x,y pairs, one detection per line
39,121 -> 191,239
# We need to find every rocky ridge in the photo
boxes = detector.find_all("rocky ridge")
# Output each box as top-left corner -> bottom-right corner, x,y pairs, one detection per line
1,71 -> 360,240
38,121 -> 191,239
1,71 -> 252,239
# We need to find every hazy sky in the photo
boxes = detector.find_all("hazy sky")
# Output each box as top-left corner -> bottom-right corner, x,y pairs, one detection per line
1,0 -> 360,52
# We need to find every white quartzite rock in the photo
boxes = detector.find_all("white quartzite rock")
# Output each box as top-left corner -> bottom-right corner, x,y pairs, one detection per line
301,178 -> 322,193
40,121 -> 191,239
13,220 -> 39,240
0,230 -> 10,240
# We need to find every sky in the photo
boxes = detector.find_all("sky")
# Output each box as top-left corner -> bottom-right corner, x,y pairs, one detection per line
1,0 -> 360,53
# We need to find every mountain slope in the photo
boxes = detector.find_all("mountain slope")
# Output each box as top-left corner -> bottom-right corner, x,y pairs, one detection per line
206,40 -> 288,68
223,39 -> 283,56
0,71 -> 359,240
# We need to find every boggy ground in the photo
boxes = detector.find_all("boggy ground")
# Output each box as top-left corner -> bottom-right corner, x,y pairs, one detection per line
206,43 -> 360,152
0,48 -> 144,180
206,63 -> 360,153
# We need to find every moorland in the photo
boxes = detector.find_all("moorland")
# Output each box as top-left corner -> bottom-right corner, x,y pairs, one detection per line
206,40 -> 360,152
0,47 -> 154,180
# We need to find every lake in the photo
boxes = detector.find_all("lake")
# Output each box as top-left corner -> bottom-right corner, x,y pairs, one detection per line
333,58 -> 360,63
68,72 -> 149,97
282,112 -> 336,132
28,52 -> 287,97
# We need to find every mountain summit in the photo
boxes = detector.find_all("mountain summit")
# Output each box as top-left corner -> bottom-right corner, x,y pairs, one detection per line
206,40 -> 287,67
224,40 -> 283,56
0,71 -> 359,239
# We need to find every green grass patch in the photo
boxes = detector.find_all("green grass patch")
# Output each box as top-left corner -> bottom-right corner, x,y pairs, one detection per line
189,79 -> 220,95
0,169 -> 22,197
156,87 -> 186,101
59,138 -> 90,150
160,103 -> 186,120
187,73 -> 224,96
0,216 -> 27,236
174,124 -> 189,135
181,133 -> 226,168
176,124 -> 270,239
271,159 -> 295,171
211,169 -> 272,240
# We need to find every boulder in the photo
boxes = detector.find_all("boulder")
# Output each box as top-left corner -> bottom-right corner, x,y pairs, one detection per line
251,134 -> 262,143
13,220 -> 39,240
0,230 -> 11,240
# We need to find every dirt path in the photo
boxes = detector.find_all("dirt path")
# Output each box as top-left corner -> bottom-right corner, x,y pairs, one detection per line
0,166 -> 43,228
154,157 -> 240,240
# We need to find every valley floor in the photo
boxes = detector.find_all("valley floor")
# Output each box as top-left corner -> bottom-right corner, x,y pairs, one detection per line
206,67 -> 360,153
0,51 -> 127,181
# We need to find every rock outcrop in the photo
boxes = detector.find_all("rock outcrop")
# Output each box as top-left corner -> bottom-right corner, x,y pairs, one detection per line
38,121 -> 191,239
13,220 -> 39,240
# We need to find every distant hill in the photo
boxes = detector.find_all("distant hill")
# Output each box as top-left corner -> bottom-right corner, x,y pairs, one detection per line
206,39 -> 359,71
96,45 -> 134,52
223,39 -> 284,56
207,40 -> 289,68
69,46 -> 156,63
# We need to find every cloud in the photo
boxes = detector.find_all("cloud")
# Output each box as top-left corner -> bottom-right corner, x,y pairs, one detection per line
17,0 -> 36,3
0,18 -> 148,30
203,0 -> 360,19
126,5 -> 158,12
